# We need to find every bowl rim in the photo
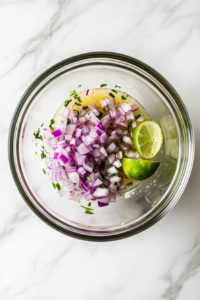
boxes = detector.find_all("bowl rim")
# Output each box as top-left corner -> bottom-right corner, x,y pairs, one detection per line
8,51 -> 195,241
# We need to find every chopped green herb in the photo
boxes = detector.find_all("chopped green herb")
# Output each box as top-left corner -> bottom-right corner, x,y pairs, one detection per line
135,114 -> 141,120
98,175 -> 102,180
49,119 -> 55,131
109,92 -> 115,98
64,99 -> 72,107
41,123 -> 44,127
121,135 -> 124,143
52,183 -> 56,189
35,152 -> 37,154
87,177 -> 93,182
56,183 -> 61,190
127,182 -> 133,186
109,164 -> 112,168
67,119 -> 71,125
62,121 -> 64,124
42,146 -> 44,149
36,143 -> 37,146
121,95 -> 126,100
111,89 -> 118,94
33,128 -> 43,140
85,211 -> 94,215
115,85 -> 121,88
77,85 -> 81,88
100,84 -> 107,87
117,185 -> 119,191
42,168 -> 46,174
114,182 -> 117,185
103,183 -> 107,188
128,121 -> 132,131
82,106 -> 88,110
98,111 -> 103,119
70,90 -> 77,96
74,95 -> 82,102
88,202 -> 92,207
153,201 -> 157,207
126,94 -> 129,98
62,166 -> 65,170
41,151 -> 46,159
73,183 -> 76,185
81,205 -> 93,211
75,102 -> 81,106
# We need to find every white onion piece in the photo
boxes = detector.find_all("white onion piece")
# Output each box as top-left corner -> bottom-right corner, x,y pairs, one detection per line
113,160 -> 122,168
93,178 -> 103,187
137,116 -> 144,122
100,146 -> 107,157
107,166 -> 118,174
120,144 -> 129,151
107,154 -> 116,164
121,102 -> 132,113
93,188 -> 109,197
109,176 -> 121,183
132,121 -> 137,128
135,151 -> 140,159
106,143 -> 116,153
122,136 -> 133,145
126,111 -> 135,120
125,150 -> 137,158
116,151 -> 123,159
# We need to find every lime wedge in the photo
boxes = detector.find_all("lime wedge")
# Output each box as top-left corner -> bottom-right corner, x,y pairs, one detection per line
133,121 -> 163,159
122,159 -> 161,181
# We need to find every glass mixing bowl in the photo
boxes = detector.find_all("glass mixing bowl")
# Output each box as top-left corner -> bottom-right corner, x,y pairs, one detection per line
8,52 -> 194,241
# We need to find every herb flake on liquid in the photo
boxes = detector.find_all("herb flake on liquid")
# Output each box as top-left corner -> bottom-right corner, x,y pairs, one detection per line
109,92 -> 115,98
135,114 -> 141,120
64,99 -> 72,107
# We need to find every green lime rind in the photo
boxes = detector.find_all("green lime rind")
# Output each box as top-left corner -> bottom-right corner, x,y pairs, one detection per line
133,120 -> 163,160
122,158 -> 161,181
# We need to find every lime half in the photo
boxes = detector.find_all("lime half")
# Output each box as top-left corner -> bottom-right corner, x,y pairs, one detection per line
122,159 -> 161,181
133,121 -> 163,159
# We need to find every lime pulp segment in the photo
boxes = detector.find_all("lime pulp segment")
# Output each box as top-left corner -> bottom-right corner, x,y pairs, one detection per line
133,121 -> 163,159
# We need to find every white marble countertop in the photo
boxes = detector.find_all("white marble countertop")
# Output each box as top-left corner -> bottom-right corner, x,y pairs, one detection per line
1,0 -> 200,299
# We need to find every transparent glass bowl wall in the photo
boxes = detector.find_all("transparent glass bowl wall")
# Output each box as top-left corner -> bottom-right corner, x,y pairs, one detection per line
9,53 -> 194,241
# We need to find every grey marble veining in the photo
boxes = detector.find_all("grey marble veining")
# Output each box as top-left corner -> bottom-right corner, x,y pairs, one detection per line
0,0 -> 200,299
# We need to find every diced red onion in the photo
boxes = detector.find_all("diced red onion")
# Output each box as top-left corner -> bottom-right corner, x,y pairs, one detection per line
51,129 -> 62,137
65,134 -> 72,141
59,154 -> 68,164
98,201 -> 109,207
77,143 -> 90,154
